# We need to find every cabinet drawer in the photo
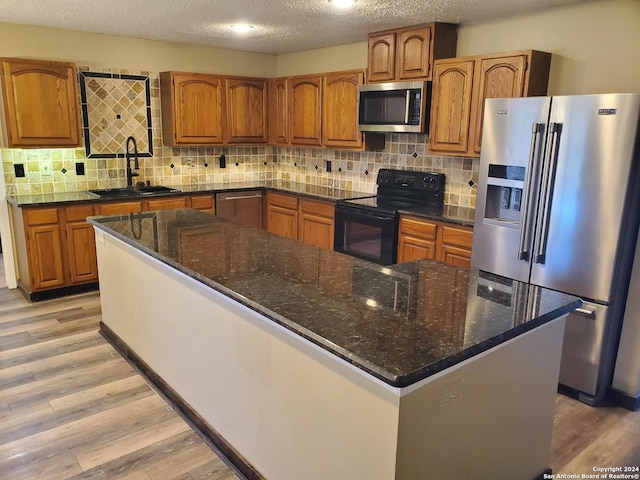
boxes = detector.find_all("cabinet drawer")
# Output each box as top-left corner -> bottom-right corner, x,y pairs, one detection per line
190,195 -> 214,211
267,192 -> 298,209
97,201 -> 143,215
66,204 -> 95,222
441,225 -> 473,249
299,199 -> 334,218
24,208 -> 58,226
147,197 -> 188,211
399,217 -> 437,241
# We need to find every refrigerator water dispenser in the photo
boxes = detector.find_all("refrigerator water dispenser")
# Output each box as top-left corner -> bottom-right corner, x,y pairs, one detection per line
483,165 -> 526,226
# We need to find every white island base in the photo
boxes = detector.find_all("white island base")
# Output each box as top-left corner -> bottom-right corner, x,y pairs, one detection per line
96,229 -> 565,480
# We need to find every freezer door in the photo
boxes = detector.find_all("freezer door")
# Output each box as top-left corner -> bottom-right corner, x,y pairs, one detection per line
471,97 -> 551,282
530,94 -> 640,301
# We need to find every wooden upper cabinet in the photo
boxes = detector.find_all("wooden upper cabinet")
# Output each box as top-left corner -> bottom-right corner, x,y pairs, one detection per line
289,75 -> 322,146
268,78 -> 289,145
0,58 -> 80,147
225,77 -> 267,144
322,70 -> 364,149
396,26 -> 432,80
429,59 -> 475,154
367,32 -> 396,83
430,50 -> 551,157
367,23 -> 457,83
160,72 -> 225,146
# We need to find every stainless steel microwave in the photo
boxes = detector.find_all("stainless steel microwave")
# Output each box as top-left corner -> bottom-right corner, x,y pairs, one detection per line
357,81 -> 430,133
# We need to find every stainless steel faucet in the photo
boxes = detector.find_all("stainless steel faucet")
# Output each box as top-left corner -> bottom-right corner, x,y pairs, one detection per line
125,136 -> 140,187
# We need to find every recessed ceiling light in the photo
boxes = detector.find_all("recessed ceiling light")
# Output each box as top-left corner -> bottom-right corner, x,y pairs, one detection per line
329,0 -> 357,9
230,24 -> 254,34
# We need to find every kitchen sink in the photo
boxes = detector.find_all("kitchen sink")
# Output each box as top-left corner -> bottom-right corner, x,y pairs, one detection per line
87,186 -> 181,198
135,185 -> 180,195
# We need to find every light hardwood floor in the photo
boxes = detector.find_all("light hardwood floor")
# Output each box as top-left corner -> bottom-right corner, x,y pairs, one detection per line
0,287 -> 638,479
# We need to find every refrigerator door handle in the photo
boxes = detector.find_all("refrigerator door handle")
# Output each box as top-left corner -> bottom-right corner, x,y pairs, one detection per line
574,306 -> 597,319
534,122 -> 563,264
518,123 -> 545,261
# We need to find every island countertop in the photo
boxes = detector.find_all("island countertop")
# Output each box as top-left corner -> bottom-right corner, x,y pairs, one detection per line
88,208 -> 580,388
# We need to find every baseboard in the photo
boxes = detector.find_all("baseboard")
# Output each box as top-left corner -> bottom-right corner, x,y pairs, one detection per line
100,321 -> 265,480
605,387 -> 640,411
22,281 -> 99,302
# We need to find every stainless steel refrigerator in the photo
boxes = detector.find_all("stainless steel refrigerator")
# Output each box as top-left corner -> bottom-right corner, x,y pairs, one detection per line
472,94 -> 640,405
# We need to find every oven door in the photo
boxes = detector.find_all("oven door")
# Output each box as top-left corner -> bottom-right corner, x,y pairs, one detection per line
334,203 -> 398,265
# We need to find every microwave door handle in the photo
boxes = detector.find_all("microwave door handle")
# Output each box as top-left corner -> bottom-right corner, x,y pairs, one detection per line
534,122 -> 562,264
518,123 -> 545,261
405,90 -> 410,124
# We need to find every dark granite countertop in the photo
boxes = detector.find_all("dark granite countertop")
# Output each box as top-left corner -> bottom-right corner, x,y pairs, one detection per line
89,209 -> 580,388
7,180 -> 475,227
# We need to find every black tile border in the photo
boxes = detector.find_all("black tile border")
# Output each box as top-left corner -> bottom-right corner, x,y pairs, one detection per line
79,71 -> 153,159
100,321 -> 265,480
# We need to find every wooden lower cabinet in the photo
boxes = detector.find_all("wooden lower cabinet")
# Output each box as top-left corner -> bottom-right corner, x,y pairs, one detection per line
265,191 -> 299,240
398,215 -> 473,268
22,208 -> 65,291
65,205 -> 98,284
11,193 -> 218,299
298,199 -> 335,250
398,217 -> 438,262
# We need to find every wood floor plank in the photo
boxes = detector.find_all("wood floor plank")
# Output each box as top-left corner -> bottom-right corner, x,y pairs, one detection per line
1,287 -> 638,479
0,329 -> 106,369
2,356 -> 136,410
75,416 -> 191,471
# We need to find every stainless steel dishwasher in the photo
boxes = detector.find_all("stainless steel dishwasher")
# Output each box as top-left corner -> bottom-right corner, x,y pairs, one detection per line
215,191 -> 264,229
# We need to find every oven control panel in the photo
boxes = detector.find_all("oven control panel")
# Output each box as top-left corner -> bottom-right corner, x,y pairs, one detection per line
377,169 -> 445,192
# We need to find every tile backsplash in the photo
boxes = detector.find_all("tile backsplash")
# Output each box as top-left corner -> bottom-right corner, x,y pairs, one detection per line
1,67 -> 478,209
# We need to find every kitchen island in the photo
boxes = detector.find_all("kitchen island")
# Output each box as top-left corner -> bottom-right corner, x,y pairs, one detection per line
89,209 -> 580,480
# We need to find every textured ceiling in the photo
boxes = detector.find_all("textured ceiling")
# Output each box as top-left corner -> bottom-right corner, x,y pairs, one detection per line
0,0 -> 595,55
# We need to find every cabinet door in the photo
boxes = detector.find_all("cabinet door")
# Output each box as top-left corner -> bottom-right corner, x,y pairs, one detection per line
66,205 -> 98,284
269,78 -> 289,145
161,72 -> 224,145
289,75 -> 322,146
429,59 -> 475,154
367,32 -> 396,83
27,224 -> 65,290
266,192 -> 298,239
322,71 -> 364,149
225,77 -> 267,144
440,245 -> 472,268
299,199 -> 334,250
438,225 -> 473,268
1,58 -> 80,147
470,55 -> 527,154
396,26 -> 432,80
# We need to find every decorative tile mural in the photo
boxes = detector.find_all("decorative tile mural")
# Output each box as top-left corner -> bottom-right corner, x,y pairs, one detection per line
79,71 -> 152,159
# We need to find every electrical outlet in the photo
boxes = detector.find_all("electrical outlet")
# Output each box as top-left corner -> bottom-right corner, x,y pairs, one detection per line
41,160 -> 53,177
440,378 -> 463,409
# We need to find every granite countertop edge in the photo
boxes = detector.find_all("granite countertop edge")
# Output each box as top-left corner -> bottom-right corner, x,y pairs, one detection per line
89,216 -> 579,388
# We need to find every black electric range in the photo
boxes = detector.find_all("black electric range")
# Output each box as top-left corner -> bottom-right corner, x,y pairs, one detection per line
334,169 -> 446,265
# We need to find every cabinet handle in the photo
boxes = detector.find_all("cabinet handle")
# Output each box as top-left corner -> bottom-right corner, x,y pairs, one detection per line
219,194 -> 262,200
